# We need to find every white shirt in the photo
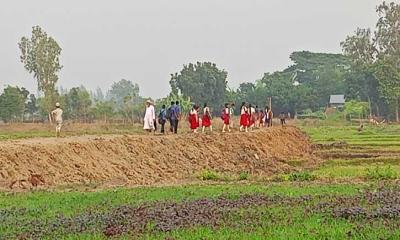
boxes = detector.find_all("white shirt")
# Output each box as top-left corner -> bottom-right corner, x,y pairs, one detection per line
51,108 -> 63,122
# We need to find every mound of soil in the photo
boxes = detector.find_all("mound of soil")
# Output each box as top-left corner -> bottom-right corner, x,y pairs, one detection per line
0,127 -> 316,190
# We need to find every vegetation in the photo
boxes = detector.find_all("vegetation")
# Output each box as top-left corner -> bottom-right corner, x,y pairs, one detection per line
170,62 -> 228,113
342,1 -> 400,121
19,26 -> 62,120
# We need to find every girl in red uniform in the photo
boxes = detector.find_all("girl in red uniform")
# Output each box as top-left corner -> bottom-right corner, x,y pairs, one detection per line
189,105 -> 199,133
202,103 -> 212,133
222,103 -> 231,133
239,102 -> 249,132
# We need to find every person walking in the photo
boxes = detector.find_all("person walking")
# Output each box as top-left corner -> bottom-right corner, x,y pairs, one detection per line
222,103 -> 231,133
158,104 -> 167,134
239,102 -> 249,132
51,102 -> 63,137
279,111 -> 287,127
172,101 -> 182,134
167,101 -> 175,133
143,100 -> 155,132
188,105 -> 200,133
202,103 -> 212,133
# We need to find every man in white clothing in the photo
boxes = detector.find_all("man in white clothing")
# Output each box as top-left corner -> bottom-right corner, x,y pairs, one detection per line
143,100 -> 156,132
51,102 -> 63,137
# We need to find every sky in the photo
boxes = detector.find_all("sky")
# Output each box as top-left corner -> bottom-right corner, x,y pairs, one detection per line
0,0 -> 386,98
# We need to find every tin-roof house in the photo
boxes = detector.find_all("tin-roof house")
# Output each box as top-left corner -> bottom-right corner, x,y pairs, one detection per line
329,95 -> 345,108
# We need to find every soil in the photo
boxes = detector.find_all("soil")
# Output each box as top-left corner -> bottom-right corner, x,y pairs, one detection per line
0,126 -> 317,190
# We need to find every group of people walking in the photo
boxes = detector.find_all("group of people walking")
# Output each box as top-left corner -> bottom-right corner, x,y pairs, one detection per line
144,100 -> 278,134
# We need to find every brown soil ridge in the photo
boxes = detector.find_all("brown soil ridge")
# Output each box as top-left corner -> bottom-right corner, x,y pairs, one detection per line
0,126 -> 316,190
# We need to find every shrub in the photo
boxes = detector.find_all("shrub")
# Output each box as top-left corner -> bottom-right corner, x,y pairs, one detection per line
238,172 -> 249,181
200,170 -> 219,181
288,171 -> 316,182
365,165 -> 397,180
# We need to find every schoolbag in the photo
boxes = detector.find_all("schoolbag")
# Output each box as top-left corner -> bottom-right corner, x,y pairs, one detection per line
166,107 -> 172,120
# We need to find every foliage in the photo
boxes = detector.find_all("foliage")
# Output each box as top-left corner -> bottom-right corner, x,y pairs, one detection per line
231,51 -> 349,116
342,2 -> 400,120
365,165 -> 397,180
170,62 -> 227,112
238,171 -> 249,181
156,93 -> 193,115
288,171 -> 316,182
107,79 -> 144,122
62,86 -> 92,121
26,94 -> 39,122
344,100 -> 370,118
0,86 -> 29,122
200,170 -> 219,181
91,101 -> 115,123
19,26 -> 62,115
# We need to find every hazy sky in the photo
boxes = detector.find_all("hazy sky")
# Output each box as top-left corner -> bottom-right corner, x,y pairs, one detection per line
0,0 -> 386,98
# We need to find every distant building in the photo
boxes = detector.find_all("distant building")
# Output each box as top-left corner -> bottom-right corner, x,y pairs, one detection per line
329,95 -> 345,108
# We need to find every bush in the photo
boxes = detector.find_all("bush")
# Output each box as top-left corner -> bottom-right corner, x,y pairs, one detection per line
200,170 -> 219,181
288,171 -> 316,182
238,172 -> 249,181
365,165 -> 397,180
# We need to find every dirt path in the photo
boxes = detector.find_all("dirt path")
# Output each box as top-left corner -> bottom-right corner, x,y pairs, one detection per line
0,126 -> 317,191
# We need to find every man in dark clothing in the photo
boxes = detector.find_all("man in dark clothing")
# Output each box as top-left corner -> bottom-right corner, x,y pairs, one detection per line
167,101 -> 175,133
279,111 -> 286,127
159,104 -> 167,134
172,101 -> 182,134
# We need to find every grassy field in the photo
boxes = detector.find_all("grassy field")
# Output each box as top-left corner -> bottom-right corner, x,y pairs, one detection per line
1,124 -> 400,239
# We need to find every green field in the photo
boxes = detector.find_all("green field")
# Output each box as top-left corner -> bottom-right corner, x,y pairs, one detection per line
1,124 -> 400,239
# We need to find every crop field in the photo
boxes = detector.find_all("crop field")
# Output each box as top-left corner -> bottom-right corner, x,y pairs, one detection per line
1,124 -> 400,239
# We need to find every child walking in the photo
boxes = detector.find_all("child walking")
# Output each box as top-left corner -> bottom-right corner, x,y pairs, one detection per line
202,103 -> 212,133
222,103 -> 231,133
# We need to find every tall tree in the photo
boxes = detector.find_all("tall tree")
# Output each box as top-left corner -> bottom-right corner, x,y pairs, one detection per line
170,62 -> 228,111
342,2 -> 400,121
19,26 -> 62,121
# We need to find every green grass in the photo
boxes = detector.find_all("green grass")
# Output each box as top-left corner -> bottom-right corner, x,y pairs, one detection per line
0,183 -> 368,239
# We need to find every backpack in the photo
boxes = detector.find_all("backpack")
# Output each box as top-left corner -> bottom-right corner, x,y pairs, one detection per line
166,106 -> 172,120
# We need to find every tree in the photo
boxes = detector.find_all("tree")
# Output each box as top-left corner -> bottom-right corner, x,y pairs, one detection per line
19,26 -> 62,121
92,101 -> 115,123
344,100 -> 370,122
170,62 -> 228,112
342,2 -> 400,121
0,86 -> 28,123
26,94 -> 39,122
63,87 -> 92,122
107,79 -> 142,123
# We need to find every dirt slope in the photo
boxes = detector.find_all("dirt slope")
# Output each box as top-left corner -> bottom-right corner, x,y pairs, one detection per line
0,127 -> 316,190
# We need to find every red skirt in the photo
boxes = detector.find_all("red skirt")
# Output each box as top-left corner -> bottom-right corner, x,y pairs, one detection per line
189,114 -> 198,130
223,115 -> 230,125
240,114 -> 248,126
202,115 -> 211,127
248,115 -> 255,126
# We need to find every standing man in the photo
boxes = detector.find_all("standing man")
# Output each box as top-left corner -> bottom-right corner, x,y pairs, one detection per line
51,102 -> 63,138
143,100 -> 155,132
167,101 -> 175,133
158,104 -> 167,134
173,101 -> 182,134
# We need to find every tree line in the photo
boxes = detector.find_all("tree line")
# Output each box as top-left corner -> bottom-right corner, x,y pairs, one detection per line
1,1 -> 399,123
